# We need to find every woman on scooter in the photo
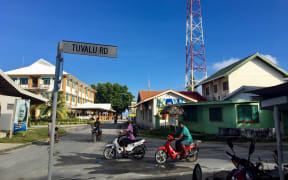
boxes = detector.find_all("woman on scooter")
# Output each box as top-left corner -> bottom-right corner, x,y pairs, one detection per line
119,119 -> 136,156
174,121 -> 193,158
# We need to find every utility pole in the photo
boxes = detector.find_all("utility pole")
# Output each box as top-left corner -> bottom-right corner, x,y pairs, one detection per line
47,42 -> 63,180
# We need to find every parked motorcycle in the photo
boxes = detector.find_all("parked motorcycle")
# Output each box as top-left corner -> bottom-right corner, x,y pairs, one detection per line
155,135 -> 201,164
103,132 -> 147,160
226,139 -> 287,180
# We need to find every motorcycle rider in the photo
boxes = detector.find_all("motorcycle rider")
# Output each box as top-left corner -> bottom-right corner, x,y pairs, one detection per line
93,117 -> 102,135
174,121 -> 193,158
119,119 -> 136,155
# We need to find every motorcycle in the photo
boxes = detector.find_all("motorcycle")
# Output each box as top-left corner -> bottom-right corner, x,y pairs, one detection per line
91,126 -> 102,142
103,132 -> 147,160
155,135 -> 201,164
226,139 -> 287,180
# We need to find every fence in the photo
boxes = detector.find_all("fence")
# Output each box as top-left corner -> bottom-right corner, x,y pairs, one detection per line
218,127 -> 275,139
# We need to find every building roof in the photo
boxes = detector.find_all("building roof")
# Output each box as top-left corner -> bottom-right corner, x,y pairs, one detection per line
71,103 -> 115,112
0,69 -> 47,104
222,85 -> 262,101
248,82 -> 288,98
136,89 -> 206,106
198,53 -> 288,86
5,59 -> 69,75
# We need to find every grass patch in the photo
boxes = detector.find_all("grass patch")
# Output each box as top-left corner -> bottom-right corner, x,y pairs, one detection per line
0,128 -> 68,143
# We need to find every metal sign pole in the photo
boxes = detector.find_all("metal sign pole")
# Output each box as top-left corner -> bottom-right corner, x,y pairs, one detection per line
47,42 -> 63,180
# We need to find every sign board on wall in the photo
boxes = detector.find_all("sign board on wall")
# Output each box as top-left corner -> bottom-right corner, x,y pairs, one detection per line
61,41 -> 117,58
13,99 -> 30,132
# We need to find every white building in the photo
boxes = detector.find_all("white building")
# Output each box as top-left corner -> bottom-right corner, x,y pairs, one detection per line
5,59 -> 96,109
198,53 -> 288,101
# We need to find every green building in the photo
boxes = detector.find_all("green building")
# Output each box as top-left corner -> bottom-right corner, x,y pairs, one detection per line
178,100 -> 288,135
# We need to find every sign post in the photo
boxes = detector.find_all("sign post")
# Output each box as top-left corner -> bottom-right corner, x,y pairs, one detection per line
47,41 -> 117,180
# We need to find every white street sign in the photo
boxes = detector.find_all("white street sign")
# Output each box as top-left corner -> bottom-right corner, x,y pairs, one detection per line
61,41 -> 117,58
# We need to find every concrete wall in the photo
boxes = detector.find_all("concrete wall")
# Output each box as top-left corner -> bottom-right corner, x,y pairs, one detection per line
0,95 -> 20,131
136,101 -> 153,128
229,57 -> 285,93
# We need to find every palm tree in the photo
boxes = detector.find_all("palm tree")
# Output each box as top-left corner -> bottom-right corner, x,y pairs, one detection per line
39,91 -> 68,120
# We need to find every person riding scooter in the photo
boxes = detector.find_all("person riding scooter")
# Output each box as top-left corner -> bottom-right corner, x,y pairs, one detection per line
93,117 -> 102,135
174,121 -> 193,158
119,119 -> 136,155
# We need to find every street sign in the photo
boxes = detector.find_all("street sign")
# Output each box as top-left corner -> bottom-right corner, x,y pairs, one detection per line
61,41 -> 117,58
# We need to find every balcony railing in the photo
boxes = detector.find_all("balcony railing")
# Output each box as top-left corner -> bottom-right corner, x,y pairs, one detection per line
25,84 -> 50,89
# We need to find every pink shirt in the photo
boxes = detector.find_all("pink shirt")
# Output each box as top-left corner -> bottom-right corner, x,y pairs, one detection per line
126,123 -> 136,140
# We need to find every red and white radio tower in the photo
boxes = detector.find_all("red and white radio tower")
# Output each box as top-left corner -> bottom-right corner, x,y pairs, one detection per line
185,0 -> 207,91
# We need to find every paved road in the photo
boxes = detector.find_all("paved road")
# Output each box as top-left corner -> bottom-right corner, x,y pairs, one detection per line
0,122 -> 287,180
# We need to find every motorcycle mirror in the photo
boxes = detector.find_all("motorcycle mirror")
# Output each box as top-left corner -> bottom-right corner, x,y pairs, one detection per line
227,139 -> 234,151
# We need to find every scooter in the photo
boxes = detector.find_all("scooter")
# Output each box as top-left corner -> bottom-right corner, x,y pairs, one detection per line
155,135 -> 201,164
103,132 -> 147,160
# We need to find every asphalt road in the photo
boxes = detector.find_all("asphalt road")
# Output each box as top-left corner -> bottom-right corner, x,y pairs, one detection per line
0,122 -> 287,180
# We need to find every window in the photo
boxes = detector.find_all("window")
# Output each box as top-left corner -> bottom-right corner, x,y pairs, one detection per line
72,96 -> 75,102
78,85 -> 81,92
42,78 -> 50,85
184,107 -> 197,121
237,105 -> 259,123
66,94 -> 70,102
213,85 -> 218,93
223,81 -> 229,91
12,78 -> 17,82
78,97 -> 80,103
67,79 -> 70,87
20,78 -> 28,85
7,104 -> 14,110
72,82 -> 76,89
209,108 -> 222,121
205,87 -> 210,96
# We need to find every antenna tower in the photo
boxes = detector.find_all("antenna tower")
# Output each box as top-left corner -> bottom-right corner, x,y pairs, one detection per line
185,0 -> 207,91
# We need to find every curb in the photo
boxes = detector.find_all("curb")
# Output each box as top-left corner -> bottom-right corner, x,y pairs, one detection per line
0,143 -> 32,153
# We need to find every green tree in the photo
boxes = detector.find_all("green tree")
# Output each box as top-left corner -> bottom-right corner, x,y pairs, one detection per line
91,83 -> 134,115
39,91 -> 68,120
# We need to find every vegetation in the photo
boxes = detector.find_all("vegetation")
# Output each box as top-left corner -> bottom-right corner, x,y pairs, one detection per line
91,82 -> 134,115
38,91 -> 68,120
0,128 -> 67,143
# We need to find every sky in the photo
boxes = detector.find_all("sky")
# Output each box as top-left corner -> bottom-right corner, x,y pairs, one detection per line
1,0 -> 287,100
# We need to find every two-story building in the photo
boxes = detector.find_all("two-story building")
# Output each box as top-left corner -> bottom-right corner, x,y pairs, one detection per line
5,59 -> 96,110
198,53 -> 288,101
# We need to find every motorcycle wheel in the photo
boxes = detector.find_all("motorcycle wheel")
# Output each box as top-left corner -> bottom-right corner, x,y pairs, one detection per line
103,147 -> 116,160
133,146 -> 145,160
155,150 -> 167,164
186,148 -> 199,162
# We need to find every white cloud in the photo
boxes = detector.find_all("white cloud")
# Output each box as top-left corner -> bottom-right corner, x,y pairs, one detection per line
262,54 -> 278,64
212,58 -> 240,70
